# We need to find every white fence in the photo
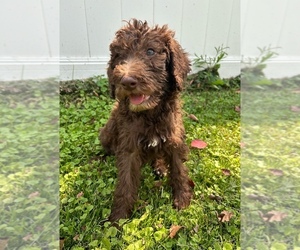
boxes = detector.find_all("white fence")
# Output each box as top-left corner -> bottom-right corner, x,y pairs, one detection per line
0,0 -> 299,80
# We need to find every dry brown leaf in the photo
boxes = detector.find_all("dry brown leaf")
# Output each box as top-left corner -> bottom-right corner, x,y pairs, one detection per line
218,211 -> 233,222
290,106 -> 300,112
209,194 -> 223,202
188,114 -> 199,122
73,234 -> 80,241
0,238 -> 9,250
28,191 -> 40,199
169,225 -> 183,238
221,169 -> 231,176
22,234 -> 32,241
193,225 -> 199,233
60,238 -> 65,250
247,194 -> 270,202
76,191 -> 84,198
269,169 -> 284,176
234,106 -> 241,112
154,180 -> 163,188
258,210 -> 288,222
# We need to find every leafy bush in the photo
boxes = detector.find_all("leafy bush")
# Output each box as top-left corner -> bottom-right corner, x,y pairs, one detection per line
188,46 -> 240,90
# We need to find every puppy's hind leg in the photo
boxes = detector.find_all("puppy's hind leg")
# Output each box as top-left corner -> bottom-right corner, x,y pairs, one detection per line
151,158 -> 168,178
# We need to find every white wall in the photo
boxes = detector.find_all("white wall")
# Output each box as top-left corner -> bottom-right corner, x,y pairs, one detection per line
0,0 -> 59,80
59,0 -> 241,80
0,0 -> 299,80
241,0 -> 300,78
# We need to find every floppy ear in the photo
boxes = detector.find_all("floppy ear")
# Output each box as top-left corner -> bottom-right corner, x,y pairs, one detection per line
107,61 -> 116,99
167,37 -> 191,91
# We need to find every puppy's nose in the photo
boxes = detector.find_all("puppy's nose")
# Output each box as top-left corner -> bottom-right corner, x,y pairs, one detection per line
121,76 -> 138,89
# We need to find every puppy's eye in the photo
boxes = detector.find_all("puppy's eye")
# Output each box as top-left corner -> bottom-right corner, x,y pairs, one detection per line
146,49 -> 155,56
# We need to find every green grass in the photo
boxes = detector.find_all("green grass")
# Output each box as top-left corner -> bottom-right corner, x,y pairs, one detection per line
0,80 -> 59,249
2,74 -> 299,249
60,76 -> 240,249
241,88 -> 300,249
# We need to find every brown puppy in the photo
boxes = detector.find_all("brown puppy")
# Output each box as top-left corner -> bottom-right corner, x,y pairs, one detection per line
100,19 -> 192,222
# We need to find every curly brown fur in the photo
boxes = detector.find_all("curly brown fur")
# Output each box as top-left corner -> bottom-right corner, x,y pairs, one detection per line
100,19 -> 193,223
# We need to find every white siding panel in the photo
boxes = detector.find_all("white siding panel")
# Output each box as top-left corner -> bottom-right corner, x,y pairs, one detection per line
22,64 -> 59,80
2,0 -> 298,80
181,0 -> 210,56
153,0 -> 183,35
241,0 -> 287,56
226,0 -> 240,57
41,0 -> 60,57
60,0 -> 89,57
0,0 -> 49,57
121,0 -> 154,22
85,0 -> 122,58
277,0 -> 300,56
0,65 -> 23,81
204,0 -> 235,55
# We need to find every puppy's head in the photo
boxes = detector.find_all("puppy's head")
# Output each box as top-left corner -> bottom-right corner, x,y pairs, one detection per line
107,19 -> 190,112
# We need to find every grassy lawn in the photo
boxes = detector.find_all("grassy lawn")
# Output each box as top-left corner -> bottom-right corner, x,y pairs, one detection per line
241,87 -> 300,249
0,80 -> 59,249
3,75 -> 298,249
1,73 -> 299,249
60,76 -> 240,249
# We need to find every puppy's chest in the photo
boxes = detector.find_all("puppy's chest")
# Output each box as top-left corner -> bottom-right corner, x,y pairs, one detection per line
126,120 -> 169,150
137,132 -> 167,151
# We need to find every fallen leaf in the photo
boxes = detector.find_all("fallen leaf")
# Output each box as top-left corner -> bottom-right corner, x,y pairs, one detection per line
209,194 -> 223,202
258,210 -> 288,222
22,234 -> 32,241
247,194 -> 270,202
188,114 -> 199,122
235,90 -> 240,93
156,223 -> 163,229
234,106 -> 241,112
169,225 -> 183,238
221,169 -> 231,176
36,226 -> 44,232
60,238 -> 65,250
240,142 -> 246,148
154,180 -> 163,188
28,191 -> 40,199
218,211 -> 233,222
291,89 -> 300,93
191,139 -> 207,149
0,238 -> 9,249
73,234 -> 80,241
290,106 -> 300,112
193,225 -> 199,233
269,169 -> 284,176
76,191 -> 84,198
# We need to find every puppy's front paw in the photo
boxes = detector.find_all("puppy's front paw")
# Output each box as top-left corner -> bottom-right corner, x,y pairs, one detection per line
173,191 -> 192,210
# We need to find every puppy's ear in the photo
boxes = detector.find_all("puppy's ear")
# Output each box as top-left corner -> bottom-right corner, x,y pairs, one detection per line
167,37 -> 191,91
107,62 -> 116,99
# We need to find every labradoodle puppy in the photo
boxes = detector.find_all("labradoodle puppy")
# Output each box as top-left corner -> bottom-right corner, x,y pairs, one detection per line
100,19 -> 193,222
